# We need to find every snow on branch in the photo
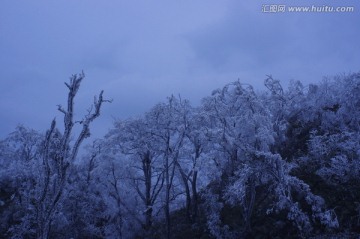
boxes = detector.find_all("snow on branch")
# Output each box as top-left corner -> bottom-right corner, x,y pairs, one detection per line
70,90 -> 112,162
53,72 -> 112,162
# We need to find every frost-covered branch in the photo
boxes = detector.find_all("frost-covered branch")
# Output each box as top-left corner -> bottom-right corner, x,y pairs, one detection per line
70,90 -> 110,162
35,72 -> 109,239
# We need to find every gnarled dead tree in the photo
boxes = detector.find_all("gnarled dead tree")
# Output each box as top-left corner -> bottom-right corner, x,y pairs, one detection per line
36,72 -> 110,239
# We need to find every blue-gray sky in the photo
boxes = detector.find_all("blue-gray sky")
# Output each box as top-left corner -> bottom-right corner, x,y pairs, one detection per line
1,0 -> 360,139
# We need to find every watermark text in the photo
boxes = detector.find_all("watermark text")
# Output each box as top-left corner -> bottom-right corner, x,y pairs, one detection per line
262,5 -> 355,13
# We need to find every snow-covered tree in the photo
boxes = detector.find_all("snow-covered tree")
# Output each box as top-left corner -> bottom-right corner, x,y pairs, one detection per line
0,126 -> 42,238
104,116 -> 165,238
0,72 -> 111,239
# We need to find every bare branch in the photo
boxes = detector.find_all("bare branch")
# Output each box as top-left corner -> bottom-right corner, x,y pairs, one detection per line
35,71 -> 108,239
57,105 -> 66,114
64,82 -> 71,89
39,118 -> 56,203
70,89 -> 110,162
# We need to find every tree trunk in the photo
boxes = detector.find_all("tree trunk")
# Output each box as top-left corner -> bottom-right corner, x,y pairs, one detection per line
165,153 -> 171,239
243,178 -> 256,236
143,151 -> 153,234
191,170 -> 198,222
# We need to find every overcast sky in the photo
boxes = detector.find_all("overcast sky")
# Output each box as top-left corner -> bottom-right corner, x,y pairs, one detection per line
1,0 -> 360,140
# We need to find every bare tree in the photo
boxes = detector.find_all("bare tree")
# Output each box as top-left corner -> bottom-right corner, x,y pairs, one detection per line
35,72 -> 110,239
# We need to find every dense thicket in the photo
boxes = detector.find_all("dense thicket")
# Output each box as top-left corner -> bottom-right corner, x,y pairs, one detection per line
1,73 -> 360,238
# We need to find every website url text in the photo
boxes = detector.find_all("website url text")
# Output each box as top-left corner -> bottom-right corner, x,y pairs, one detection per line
262,5 -> 355,13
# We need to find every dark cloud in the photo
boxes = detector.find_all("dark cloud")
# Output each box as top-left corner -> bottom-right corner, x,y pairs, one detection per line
1,0 -> 359,139
187,1 -> 360,86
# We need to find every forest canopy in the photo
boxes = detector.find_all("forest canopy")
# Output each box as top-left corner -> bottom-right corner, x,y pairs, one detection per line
1,72 -> 360,239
